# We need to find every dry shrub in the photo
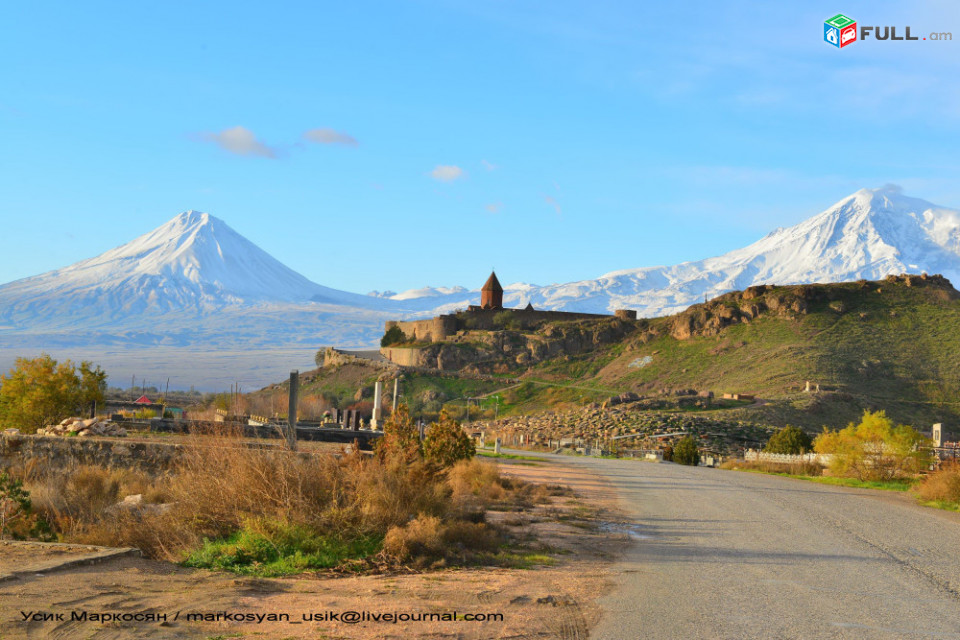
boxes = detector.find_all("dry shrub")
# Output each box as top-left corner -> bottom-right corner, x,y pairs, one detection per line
73,508 -> 188,559
4,459 -> 171,543
166,436 -> 349,541
8,428 -> 515,570
917,463 -> 960,505
441,520 -> 499,555
29,466 -> 123,534
353,456 -> 450,533
382,514 -> 445,563
448,459 -> 505,506
382,515 -> 499,566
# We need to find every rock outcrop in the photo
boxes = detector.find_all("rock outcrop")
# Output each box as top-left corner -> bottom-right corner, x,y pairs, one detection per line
37,417 -> 127,437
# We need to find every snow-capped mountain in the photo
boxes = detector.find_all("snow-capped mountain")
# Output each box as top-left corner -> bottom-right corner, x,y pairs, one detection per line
392,187 -> 960,316
2,187 -> 959,388
0,211 -> 393,332
2,186 -> 959,353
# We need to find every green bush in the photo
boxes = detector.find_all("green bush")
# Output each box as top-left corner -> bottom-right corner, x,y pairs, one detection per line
381,325 -> 405,347
423,411 -> 476,468
764,426 -> 812,454
673,436 -> 701,466
492,311 -> 521,330
375,403 -> 421,463
183,518 -> 381,576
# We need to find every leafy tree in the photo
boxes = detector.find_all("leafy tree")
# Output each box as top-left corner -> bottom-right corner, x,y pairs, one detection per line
492,311 -> 521,331
213,393 -> 231,412
375,403 -> 421,463
814,410 -> 932,481
0,355 -> 107,433
314,349 -> 326,368
78,361 -> 108,409
0,472 -> 31,540
423,411 -> 476,468
381,325 -> 405,347
764,426 -> 813,455
672,436 -> 701,466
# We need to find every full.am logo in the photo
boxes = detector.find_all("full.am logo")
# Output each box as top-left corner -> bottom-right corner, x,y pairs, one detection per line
824,13 -> 952,48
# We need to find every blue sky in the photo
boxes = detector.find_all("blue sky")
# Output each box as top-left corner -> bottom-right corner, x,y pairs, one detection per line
1,1 -> 958,294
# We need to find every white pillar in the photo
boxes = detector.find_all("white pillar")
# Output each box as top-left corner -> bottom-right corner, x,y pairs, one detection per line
372,381 -> 383,430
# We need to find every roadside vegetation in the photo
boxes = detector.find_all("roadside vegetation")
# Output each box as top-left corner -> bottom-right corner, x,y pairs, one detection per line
916,463 -> 960,511
672,436 -> 701,466
725,410 -> 960,510
0,405 -> 567,575
763,425 -> 812,454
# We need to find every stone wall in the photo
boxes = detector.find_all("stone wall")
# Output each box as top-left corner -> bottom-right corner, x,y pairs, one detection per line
381,316 -> 637,372
387,308 -> 633,344
387,315 -> 458,343
0,433 -> 185,472
379,346 -> 428,367
0,428 -> 382,473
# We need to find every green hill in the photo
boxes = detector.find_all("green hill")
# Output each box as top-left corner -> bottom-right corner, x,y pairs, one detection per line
539,274 -> 960,432
257,274 -> 960,437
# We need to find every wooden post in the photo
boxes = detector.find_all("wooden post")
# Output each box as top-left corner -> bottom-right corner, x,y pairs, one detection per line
287,370 -> 299,451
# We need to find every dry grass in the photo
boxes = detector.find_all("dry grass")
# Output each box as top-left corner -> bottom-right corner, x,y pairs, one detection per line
382,514 -> 500,568
4,430 -> 518,572
917,463 -> 960,507
720,459 -> 824,476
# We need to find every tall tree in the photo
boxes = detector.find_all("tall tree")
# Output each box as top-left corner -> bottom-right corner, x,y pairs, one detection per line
0,355 -> 108,432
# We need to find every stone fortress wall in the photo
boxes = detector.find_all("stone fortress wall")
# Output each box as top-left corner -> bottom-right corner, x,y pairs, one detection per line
386,308 -> 637,344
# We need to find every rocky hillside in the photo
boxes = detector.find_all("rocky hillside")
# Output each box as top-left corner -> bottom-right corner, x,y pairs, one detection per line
260,274 -> 960,436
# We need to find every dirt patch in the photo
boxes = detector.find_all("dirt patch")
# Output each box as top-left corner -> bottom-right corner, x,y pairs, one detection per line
0,542 -> 93,574
0,456 -> 623,639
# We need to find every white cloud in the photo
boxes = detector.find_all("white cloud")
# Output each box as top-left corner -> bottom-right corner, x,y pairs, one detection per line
303,128 -> 358,146
544,195 -> 562,215
430,165 -> 465,182
485,202 -> 502,214
481,159 -> 498,171
197,126 -> 277,158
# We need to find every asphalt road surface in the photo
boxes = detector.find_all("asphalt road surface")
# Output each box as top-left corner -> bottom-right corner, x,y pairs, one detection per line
562,456 -> 960,639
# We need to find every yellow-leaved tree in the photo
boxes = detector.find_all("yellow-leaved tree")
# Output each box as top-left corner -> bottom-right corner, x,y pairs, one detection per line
0,355 -> 107,433
814,410 -> 932,481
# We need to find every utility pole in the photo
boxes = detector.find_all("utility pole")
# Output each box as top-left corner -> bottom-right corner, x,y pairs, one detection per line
286,370 -> 299,451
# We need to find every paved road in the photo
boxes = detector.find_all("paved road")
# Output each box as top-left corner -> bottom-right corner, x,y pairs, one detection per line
557,456 -> 960,639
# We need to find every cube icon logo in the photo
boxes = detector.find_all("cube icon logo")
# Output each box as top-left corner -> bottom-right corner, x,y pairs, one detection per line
825,14 -> 857,48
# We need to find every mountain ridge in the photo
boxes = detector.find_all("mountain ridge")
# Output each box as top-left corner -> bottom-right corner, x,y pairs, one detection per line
2,187 -> 959,350
392,187 -> 960,316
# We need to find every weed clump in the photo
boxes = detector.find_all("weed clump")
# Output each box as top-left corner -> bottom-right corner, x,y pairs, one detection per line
917,463 -> 960,508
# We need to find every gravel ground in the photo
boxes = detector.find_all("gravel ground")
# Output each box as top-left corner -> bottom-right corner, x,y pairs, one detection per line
538,455 -> 960,639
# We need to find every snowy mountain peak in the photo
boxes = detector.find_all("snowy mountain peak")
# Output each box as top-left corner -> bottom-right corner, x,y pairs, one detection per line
406,187 -> 960,318
0,210 -> 377,327
2,188 -> 959,348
